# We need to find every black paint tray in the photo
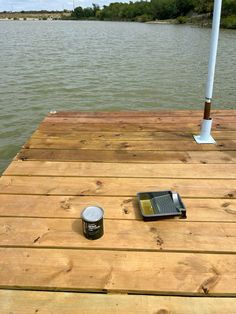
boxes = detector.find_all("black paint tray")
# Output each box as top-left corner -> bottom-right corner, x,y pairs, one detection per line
137,190 -> 186,221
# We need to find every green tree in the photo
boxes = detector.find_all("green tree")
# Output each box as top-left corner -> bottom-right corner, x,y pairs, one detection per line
83,7 -> 94,18
193,0 -> 214,14
176,0 -> 194,16
151,0 -> 178,19
92,3 -> 100,15
222,0 -> 236,16
72,6 -> 84,19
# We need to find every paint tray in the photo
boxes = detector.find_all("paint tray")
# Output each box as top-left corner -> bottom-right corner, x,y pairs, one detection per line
137,190 -> 186,221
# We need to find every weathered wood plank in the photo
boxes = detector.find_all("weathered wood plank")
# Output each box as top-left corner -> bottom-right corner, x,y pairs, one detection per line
0,195 -> 235,222
39,122 -> 236,132
0,195 -> 139,219
0,217 -> 236,253
2,290 -> 236,314
0,248 -> 236,295
44,115 -> 236,124
24,138 -> 236,151
32,129 -> 236,140
33,130 -> 194,140
4,161 -> 236,179
0,176 -> 235,198
16,149 -> 236,163
48,109 -> 236,117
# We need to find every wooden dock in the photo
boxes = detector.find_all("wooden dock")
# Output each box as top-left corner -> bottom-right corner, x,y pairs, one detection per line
0,110 -> 236,313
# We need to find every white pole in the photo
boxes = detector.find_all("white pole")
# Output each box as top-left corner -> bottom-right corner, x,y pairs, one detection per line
205,0 -> 223,102
194,0 -> 222,144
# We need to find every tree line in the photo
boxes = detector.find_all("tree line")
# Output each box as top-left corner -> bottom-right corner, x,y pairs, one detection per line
71,0 -> 236,27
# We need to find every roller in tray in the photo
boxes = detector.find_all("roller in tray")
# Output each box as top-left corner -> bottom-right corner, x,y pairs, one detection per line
137,190 -> 186,221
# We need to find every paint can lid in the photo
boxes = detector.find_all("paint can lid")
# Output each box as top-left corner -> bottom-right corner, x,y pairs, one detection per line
81,206 -> 104,222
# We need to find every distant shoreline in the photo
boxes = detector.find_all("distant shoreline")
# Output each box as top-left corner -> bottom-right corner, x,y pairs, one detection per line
0,11 -> 235,29
146,17 -> 212,28
0,11 -> 71,21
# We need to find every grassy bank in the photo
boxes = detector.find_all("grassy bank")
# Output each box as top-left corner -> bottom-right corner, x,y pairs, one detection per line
178,14 -> 236,29
149,14 -> 236,29
221,15 -> 236,28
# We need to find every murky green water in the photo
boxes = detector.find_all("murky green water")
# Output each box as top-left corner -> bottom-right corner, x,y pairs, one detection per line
0,20 -> 235,173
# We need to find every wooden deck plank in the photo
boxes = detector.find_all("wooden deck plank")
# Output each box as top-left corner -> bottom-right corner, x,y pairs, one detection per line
0,176 -> 235,198
0,248 -> 236,295
16,149 -> 236,163
0,195 -> 235,222
2,290 -> 236,314
4,161 -> 236,179
48,109 -> 236,117
44,115 -> 236,124
25,138 -> 236,151
39,121 -> 236,132
32,129 -> 236,140
0,217 -> 236,253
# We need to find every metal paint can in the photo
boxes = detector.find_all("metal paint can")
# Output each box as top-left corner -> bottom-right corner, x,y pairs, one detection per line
81,206 -> 104,240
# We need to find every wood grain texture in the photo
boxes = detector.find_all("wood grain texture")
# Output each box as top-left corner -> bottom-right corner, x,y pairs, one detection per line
48,109 -> 236,117
44,115 -> 236,124
0,217 -> 236,253
1,290 -> 236,314
0,248 -> 236,295
24,138 -> 236,151
0,195 -> 235,222
32,129 -> 236,140
16,149 -> 236,163
4,161 -> 236,178
0,176 -> 235,198
39,121 -> 236,132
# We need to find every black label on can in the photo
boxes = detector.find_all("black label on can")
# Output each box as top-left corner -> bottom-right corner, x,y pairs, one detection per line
83,219 -> 104,240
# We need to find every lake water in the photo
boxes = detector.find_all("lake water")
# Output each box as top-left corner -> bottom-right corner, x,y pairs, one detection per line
0,20 -> 235,173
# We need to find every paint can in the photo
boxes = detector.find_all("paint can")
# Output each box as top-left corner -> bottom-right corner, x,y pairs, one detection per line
81,206 -> 104,240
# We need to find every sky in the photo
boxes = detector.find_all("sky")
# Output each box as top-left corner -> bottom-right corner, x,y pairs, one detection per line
0,0 -> 128,11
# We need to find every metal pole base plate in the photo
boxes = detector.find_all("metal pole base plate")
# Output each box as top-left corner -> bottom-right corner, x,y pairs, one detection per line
193,135 -> 216,144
